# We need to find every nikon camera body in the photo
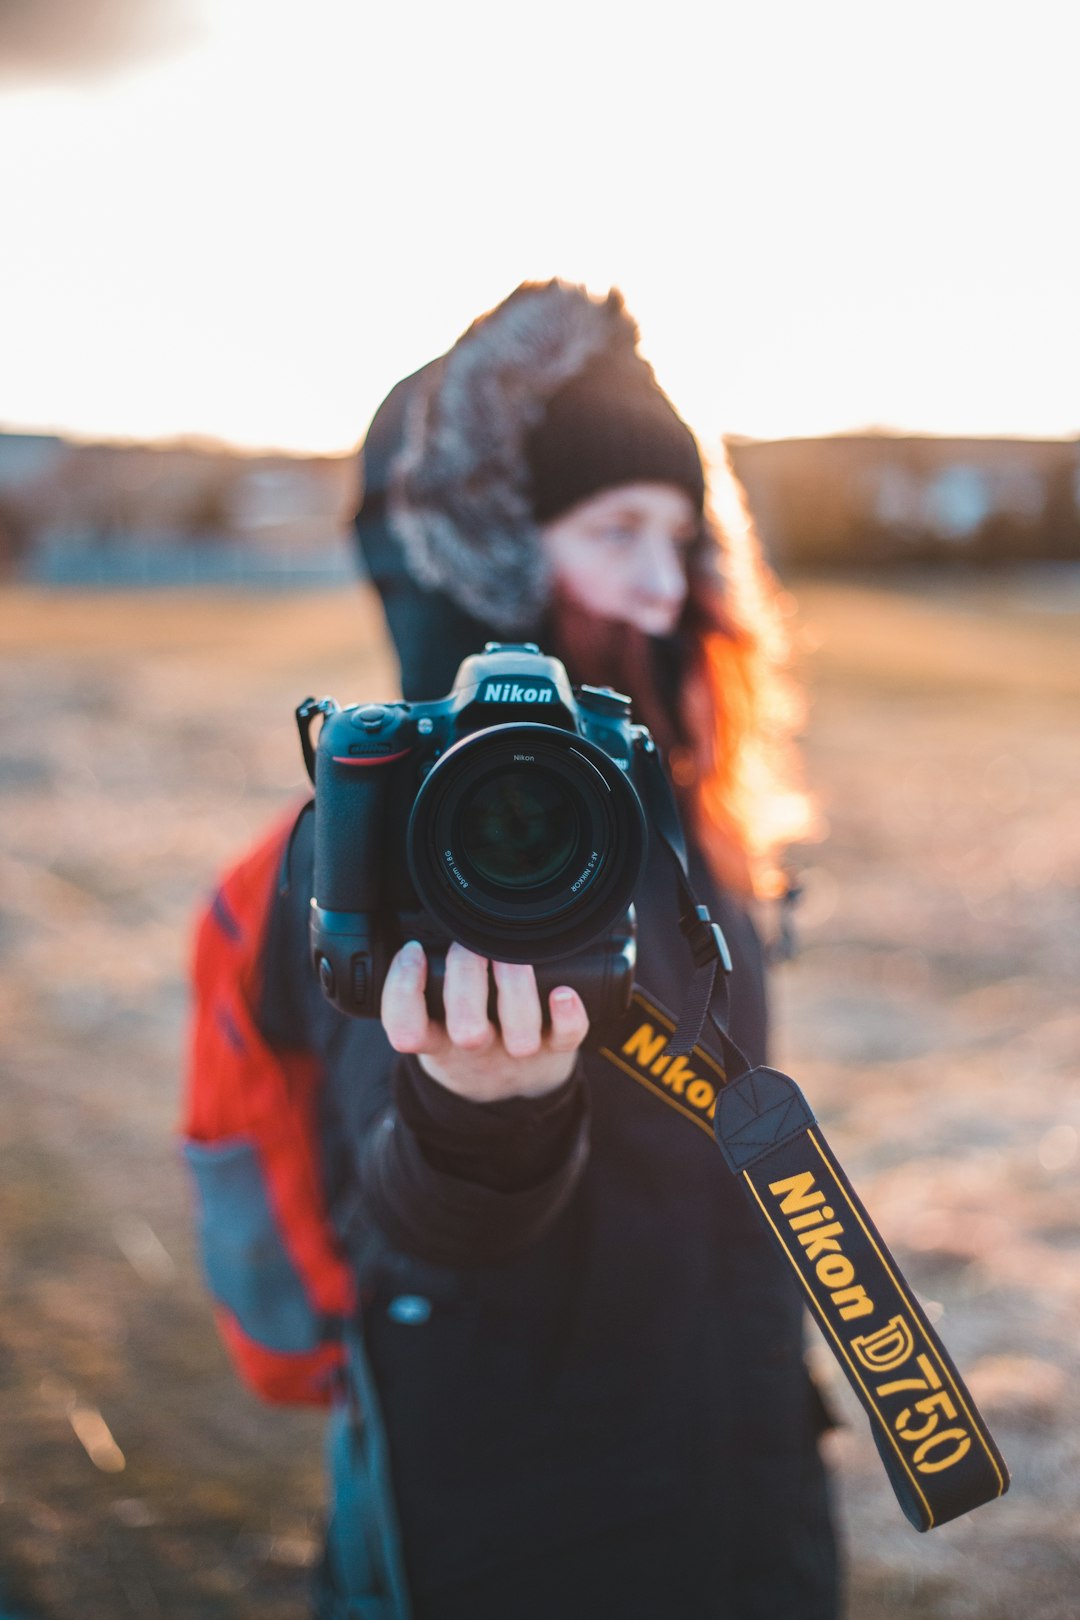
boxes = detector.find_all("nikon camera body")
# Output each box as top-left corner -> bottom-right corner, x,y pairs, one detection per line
298,644 -> 651,1039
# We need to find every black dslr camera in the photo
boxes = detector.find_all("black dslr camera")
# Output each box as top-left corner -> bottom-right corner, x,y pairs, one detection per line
296,644 -> 653,1037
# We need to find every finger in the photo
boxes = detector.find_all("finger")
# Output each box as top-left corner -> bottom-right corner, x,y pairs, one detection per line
547,986 -> 590,1054
443,941 -> 496,1052
381,942 -> 446,1056
492,960 -> 543,1058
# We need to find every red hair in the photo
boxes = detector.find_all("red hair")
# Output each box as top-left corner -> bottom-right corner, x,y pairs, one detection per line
547,445 -> 819,902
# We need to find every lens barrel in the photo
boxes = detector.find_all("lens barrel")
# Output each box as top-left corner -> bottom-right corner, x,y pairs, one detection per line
406,723 -> 646,963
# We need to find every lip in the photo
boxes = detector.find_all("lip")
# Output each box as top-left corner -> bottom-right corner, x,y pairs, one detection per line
631,605 -> 683,635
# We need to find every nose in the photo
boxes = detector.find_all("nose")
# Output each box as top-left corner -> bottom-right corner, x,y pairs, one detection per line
636,528 -> 687,612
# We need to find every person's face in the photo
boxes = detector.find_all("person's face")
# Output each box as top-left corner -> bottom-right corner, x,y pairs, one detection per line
539,483 -> 697,637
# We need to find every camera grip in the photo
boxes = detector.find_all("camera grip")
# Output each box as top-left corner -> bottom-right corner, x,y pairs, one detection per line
313,755 -> 390,914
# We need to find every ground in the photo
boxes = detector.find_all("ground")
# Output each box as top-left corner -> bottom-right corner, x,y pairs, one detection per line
1,570 -> 1077,1618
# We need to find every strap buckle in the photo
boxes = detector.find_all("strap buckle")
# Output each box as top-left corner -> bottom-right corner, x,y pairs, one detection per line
680,905 -> 733,973
295,695 -> 337,784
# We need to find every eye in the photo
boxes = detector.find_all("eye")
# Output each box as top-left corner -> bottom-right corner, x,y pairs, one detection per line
589,523 -> 638,546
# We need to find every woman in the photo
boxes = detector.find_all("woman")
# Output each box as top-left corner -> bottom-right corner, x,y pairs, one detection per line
184,279 -> 838,1618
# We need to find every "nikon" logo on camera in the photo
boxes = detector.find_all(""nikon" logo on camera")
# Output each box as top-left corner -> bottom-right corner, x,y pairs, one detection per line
481,682 -> 555,703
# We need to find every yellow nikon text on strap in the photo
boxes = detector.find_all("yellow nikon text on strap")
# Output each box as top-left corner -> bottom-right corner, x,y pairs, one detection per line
744,1137 -> 1004,1527
599,990 -> 1010,1532
766,1171 -> 874,1322
603,997 -> 724,1136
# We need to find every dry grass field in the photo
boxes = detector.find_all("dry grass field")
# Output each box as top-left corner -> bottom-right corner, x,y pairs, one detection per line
1,571 -> 1078,1618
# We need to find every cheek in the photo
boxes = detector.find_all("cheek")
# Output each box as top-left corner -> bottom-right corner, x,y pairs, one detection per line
552,550 -> 633,616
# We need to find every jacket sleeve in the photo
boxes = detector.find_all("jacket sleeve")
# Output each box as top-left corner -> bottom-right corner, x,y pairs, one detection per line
181,807 -> 354,1406
355,1053 -> 590,1268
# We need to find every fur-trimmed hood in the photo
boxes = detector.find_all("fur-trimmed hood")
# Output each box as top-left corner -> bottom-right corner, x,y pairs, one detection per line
377,280 -> 680,634
387,280 -> 650,633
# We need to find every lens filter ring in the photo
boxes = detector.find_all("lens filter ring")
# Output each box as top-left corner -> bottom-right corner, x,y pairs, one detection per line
406,723 -> 647,964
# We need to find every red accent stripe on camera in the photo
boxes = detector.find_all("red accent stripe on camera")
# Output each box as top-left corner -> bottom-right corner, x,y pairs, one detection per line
331,749 -> 413,766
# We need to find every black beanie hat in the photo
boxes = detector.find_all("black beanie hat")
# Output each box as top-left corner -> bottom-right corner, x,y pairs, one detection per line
524,346 -> 706,522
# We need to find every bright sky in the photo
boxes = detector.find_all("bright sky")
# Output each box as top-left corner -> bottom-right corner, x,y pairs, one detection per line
1,0 -> 1077,454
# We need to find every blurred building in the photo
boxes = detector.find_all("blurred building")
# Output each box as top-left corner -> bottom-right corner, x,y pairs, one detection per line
2,429 -> 1078,583
727,434 -> 1080,570
0,432 -> 359,584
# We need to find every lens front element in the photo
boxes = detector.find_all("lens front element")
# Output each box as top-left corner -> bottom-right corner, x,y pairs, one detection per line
457,769 -> 580,890
407,724 -> 646,965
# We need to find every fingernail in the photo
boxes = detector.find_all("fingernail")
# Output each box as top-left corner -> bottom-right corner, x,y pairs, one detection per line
401,941 -> 425,969
552,987 -> 576,1005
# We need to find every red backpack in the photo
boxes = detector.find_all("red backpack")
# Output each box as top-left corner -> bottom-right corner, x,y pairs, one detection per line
182,807 -> 354,1404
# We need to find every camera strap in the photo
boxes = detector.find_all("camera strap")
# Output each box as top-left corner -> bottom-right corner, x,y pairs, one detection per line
624,742 -> 1009,1531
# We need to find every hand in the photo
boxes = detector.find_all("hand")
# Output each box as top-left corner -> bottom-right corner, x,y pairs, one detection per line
381,940 -> 589,1102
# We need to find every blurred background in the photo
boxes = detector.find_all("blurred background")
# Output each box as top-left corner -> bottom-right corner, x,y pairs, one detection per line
1,2 -> 1077,1616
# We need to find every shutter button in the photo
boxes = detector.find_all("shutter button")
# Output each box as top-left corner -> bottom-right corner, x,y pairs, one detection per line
353,704 -> 388,731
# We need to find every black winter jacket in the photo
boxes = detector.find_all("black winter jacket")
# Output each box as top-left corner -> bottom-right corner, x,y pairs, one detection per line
256,607 -> 839,1620
260,802 -> 837,1619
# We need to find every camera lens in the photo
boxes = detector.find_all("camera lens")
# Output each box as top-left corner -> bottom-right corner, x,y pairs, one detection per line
456,769 -> 579,890
407,722 -> 647,965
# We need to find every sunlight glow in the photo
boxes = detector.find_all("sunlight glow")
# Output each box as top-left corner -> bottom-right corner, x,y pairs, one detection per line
1,0 -> 1077,452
